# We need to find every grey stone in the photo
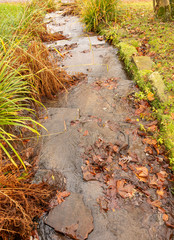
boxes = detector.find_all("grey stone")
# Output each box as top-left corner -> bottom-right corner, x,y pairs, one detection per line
149,71 -> 168,102
45,193 -> 94,240
132,56 -> 153,70
43,107 -> 80,133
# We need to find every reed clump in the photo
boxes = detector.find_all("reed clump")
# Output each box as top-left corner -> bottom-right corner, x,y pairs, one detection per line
14,41 -> 72,100
0,164 -> 56,240
77,0 -> 119,31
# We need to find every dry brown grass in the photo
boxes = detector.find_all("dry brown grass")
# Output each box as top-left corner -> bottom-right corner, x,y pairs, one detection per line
0,164 -> 55,240
14,41 -> 73,100
60,1 -> 80,16
40,31 -> 68,42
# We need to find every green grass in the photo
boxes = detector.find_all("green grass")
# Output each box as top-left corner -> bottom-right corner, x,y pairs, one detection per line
0,4 -> 25,44
117,2 -> 174,96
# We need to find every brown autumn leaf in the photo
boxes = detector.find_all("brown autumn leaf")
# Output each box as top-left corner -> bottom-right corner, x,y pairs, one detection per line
163,214 -> 169,222
97,197 -> 108,211
56,191 -> 70,204
165,222 -> 174,228
149,175 -> 158,187
144,146 -> 153,154
113,145 -> 119,153
147,125 -> 157,132
143,137 -> 157,146
154,144 -> 160,155
147,92 -> 155,101
147,198 -> 162,208
171,113 -> 174,120
119,161 -> 128,171
81,166 -> 96,181
116,180 -> 135,198
136,166 -> 148,177
157,171 -> 168,183
156,188 -> 165,198
83,130 -> 89,136
134,166 -> 149,182
107,155 -> 113,163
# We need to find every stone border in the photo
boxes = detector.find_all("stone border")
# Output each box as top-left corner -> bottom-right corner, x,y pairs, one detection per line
116,40 -> 174,166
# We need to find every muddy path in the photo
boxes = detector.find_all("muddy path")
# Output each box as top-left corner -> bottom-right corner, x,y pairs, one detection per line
35,6 -> 174,240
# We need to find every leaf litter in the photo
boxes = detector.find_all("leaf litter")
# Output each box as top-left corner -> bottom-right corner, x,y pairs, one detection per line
81,96 -> 174,230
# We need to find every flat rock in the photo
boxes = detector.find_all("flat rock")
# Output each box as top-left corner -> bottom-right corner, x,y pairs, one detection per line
149,71 -> 167,102
132,56 -> 153,70
43,107 -> 80,132
45,193 -> 94,240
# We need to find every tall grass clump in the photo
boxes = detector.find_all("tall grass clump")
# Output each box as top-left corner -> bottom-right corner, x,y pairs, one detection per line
77,0 -> 119,31
0,50 -> 44,169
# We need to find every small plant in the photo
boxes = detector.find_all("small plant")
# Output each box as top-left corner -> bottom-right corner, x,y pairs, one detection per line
77,0 -> 119,31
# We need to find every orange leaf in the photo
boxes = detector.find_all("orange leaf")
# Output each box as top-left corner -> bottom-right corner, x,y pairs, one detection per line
171,113 -> 174,120
156,188 -> 165,197
113,145 -> 119,153
56,191 -> 70,204
83,130 -> 89,136
147,198 -> 161,208
136,166 -> 148,177
163,214 -> 169,222
148,125 -> 157,132
147,92 -> 155,101
116,180 -> 135,198
149,175 -> 158,187
143,137 -> 157,146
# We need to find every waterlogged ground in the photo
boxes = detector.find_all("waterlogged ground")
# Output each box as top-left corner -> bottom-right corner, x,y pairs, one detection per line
35,4 -> 174,240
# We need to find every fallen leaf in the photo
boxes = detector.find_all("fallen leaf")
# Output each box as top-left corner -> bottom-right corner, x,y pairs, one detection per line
144,146 -> 153,154
147,92 -> 155,101
81,166 -> 96,181
147,198 -> 161,208
107,155 -> 113,163
83,130 -> 89,136
149,175 -> 158,187
113,145 -> 119,153
156,188 -> 165,197
171,113 -> 174,120
56,191 -> 70,204
147,125 -> 157,132
163,214 -> 169,222
143,137 -> 157,146
97,197 -> 108,211
116,180 -> 135,198
157,171 -> 168,183
119,161 -> 128,171
136,166 -> 148,177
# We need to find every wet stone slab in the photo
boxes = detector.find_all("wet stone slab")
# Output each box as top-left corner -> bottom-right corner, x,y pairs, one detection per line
45,193 -> 94,240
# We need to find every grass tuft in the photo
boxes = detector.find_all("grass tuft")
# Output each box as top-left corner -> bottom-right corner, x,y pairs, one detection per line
77,0 -> 119,31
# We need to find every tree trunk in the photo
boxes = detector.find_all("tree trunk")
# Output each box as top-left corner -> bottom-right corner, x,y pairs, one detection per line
170,0 -> 174,17
154,0 -> 171,19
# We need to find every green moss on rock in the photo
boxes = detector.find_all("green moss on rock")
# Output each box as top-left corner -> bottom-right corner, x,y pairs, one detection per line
149,72 -> 168,102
